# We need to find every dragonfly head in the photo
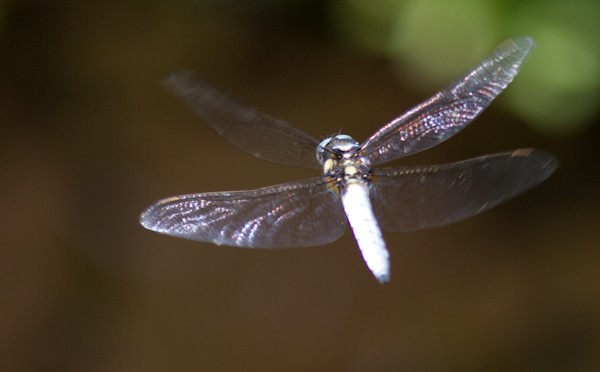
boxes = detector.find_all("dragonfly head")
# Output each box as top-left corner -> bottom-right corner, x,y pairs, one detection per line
316,134 -> 360,165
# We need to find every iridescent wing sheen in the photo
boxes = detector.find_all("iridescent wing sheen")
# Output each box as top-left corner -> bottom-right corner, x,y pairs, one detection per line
360,37 -> 535,166
370,149 -> 557,232
164,71 -> 321,169
140,178 -> 347,248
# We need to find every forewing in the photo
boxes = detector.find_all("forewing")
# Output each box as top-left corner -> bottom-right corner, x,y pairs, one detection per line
164,72 -> 321,169
361,37 -> 535,165
371,149 -> 557,232
140,178 -> 347,247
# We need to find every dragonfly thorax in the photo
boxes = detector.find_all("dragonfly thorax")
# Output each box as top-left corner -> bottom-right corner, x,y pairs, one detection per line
317,134 -> 371,191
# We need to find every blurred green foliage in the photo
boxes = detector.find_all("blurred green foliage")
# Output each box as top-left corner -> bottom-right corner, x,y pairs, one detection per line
332,0 -> 600,134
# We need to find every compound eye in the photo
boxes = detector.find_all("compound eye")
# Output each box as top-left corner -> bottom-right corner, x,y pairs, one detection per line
318,137 -> 332,149
316,137 -> 334,165
335,134 -> 354,142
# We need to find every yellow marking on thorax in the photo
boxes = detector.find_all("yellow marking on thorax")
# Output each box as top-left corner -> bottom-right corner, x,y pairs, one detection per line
344,165 -> 358,176
323,158 -> 334,174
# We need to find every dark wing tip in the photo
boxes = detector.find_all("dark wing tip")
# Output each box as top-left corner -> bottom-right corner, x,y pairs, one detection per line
139,204 -> 157,231
512,148 -> 559,181
160,70 -> 210,98
139,196 -> 181,232
497,37 -> 536,61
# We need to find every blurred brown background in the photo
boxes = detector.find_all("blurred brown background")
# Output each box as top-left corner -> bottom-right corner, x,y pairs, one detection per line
1,1 -> 599,371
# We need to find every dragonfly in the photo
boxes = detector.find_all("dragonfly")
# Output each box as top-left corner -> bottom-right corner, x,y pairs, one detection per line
140,37 -> 557,284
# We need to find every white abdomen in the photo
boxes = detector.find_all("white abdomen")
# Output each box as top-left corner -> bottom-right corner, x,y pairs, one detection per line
341,181 -> 390,283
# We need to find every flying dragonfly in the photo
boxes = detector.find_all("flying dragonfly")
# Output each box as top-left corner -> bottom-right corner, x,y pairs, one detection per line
140,37 -> 557,284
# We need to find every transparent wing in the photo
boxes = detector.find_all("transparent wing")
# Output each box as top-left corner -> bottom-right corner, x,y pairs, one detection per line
164,71 -> 321,169
370,149 -> 558,232
140,178 -> 347,248
361,37 -> 535,165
